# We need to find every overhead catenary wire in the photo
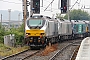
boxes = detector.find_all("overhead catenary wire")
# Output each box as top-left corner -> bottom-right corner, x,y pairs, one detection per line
70,0 -> 79,10
44,0 -> 58,6
0,0 -> 82,10
43,0 -> 81,12
0,0 -> 59,11
0,0 -> 83,13
44,0 -> 54,11
44,0 -> 82,12
41,0 -> 59,11
42,0 -> 60,12
0,0 -> 62,12
41,6 -> 60,11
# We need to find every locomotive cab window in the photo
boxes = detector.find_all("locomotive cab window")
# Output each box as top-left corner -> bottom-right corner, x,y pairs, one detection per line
27,19 -> 45,29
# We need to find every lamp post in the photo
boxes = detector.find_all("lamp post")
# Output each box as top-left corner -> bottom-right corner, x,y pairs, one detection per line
18,13 -> 21,27
1,14 -> 2,28
8,9 -> 11,28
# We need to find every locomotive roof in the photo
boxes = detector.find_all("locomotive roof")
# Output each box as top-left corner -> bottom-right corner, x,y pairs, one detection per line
83,20 -> 90,24
26,15 -> 52,21
71,20 -> 86,24
59,19 -> 71,23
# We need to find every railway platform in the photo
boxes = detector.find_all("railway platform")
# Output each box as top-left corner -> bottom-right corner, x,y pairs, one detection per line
75,37 -> 90,60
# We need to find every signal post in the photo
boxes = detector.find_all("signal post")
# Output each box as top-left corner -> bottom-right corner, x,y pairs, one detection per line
61,0 -> 70,20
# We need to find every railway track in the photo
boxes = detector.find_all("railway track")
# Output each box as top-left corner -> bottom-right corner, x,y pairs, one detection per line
70,46 -> 80,60
1,49 -> 39,60
0,39 -> 82,60
49,40 -> 81,60
22,39 -> 82,60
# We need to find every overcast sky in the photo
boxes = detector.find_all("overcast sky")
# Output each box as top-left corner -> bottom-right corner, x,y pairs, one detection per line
0,0 -> 90,17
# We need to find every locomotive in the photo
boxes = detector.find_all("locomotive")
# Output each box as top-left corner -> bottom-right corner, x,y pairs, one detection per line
25,15 -> 90,48
57,19 -> 72,40
25,15 -> 58,48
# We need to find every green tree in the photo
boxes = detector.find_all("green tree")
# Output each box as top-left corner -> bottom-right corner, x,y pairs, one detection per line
16,23 -> 24,44
0,24 -> 6,43
56,13 -> 64,19
7,23 -> 24,45
64,9 -> 90,20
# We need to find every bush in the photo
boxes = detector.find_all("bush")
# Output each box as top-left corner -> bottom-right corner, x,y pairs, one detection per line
0,24 -> 24,45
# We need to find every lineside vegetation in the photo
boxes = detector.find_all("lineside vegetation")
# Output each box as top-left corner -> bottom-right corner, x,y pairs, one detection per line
0,23 -> 24,45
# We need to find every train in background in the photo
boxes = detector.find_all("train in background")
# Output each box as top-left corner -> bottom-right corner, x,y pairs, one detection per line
25,15 -> 90,48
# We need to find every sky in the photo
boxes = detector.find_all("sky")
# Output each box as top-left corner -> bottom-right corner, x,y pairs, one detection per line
0,0 -> 90,17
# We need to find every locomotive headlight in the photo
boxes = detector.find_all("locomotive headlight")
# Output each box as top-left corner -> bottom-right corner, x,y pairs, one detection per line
40,33 -> 44,35
26,33 -> 31,35
25,33 -> 29,38
26,34 -> 28,35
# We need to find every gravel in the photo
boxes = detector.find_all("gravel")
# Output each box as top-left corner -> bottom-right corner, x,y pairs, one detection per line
25,40 -> 81,60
